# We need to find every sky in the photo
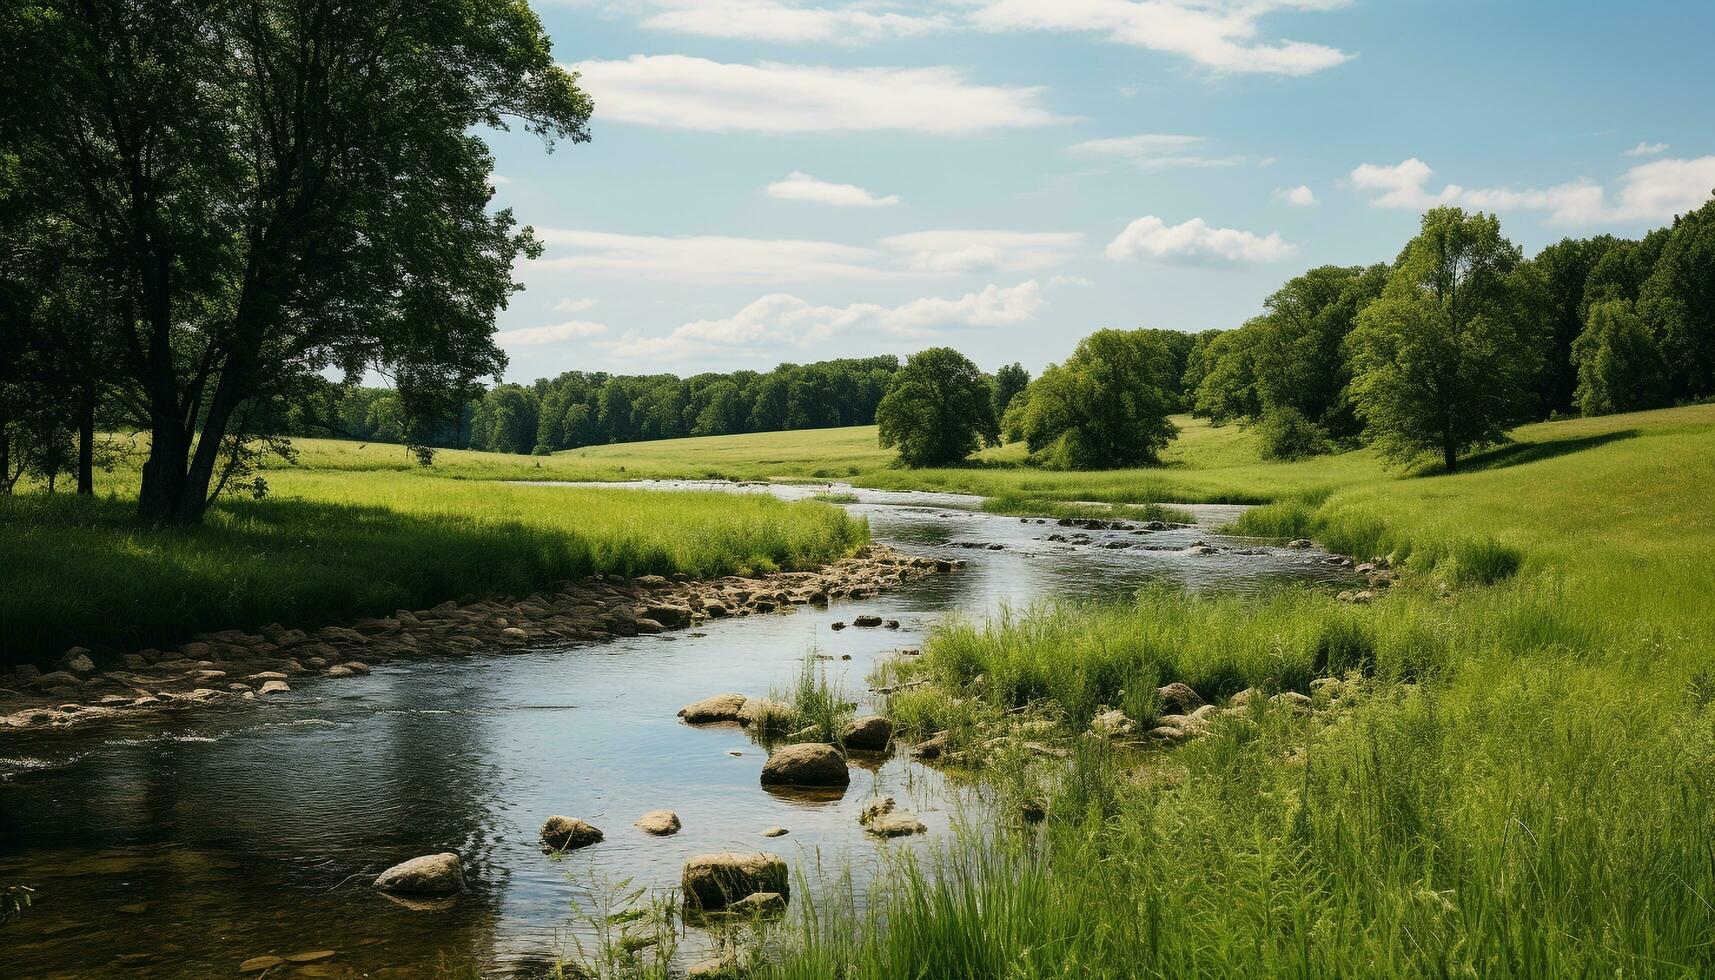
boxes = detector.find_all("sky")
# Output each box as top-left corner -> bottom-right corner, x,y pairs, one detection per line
481,0 -> 1715,381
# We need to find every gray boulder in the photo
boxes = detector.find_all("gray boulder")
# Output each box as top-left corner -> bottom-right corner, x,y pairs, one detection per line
840,714 -> 893,751
678,692 -> 748,724
681,852 -> 789,911
634,810 -> 681,836
760,743 -> 849,787
540,815 -> 604,851
374,853 -> 465,895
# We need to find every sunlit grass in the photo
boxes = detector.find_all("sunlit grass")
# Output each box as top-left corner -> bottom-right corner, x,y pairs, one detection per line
751,403 -> 1715,978
0,474 -> 866,661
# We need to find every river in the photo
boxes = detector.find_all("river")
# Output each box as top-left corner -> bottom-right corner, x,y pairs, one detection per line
0,483 -> 1354,977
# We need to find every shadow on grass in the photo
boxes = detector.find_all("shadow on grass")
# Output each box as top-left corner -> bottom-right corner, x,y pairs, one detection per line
1,487 -> 857,665
1429,429 -> 1641,476
1,493 -> 607,664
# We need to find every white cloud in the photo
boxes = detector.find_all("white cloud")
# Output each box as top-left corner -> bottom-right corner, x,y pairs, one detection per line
767,171 -> 901,208
1275,184 -> 1317,206
489,174 -> 512,186
570,55 -> 1062,133
553,297 -> 599,313
1349,158 -> 1460,210
1106,216 -> 1296,263
1350,155 -> 1715,224
1608,156 -> 1715,221
531,229 -> 893,283
637,0 -> 949,43
1066,133 -> 1244,169
602,281 -> 1046,360
881,229 -> 1082,273
967,0 -> 1354,76
1625,141 -> 1669,157
495,320 -> 609,347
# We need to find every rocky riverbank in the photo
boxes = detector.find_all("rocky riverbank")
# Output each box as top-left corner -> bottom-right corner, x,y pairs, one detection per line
0,544 -> 955,732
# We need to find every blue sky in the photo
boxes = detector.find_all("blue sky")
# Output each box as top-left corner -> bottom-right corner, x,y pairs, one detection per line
482,0 -> 1715,380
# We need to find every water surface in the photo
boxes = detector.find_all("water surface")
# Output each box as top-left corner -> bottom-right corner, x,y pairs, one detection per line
0,485 -> 1353,977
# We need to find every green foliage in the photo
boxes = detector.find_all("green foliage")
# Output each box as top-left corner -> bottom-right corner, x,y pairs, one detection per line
1524,235 -> 1625,414
5,0 -> 594,522
1347,208 -> 1543,471
1014,329 -> 1181,469
990,362 -> 1032,421
875,347 -> 998,467
469,384 -> 542,455
1251,405 -> 1331,461
1572,300 -> 1670,416
1637,197 -> 1715,401
1190,327 -> 1262,425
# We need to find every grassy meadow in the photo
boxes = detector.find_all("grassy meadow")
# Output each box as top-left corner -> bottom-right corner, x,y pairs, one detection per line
748,403 -> 1715,978
0,467 -> 865,663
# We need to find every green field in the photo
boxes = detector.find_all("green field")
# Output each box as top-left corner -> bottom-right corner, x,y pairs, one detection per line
0,470 -> 866,664
752,403 -> 1715,978
261,412 -> 1388,503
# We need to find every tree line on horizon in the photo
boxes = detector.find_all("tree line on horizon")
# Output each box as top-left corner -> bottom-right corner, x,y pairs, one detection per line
878,200 -> 1715,472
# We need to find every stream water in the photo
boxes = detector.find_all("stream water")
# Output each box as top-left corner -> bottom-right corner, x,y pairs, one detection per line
0,483 -> 1355,978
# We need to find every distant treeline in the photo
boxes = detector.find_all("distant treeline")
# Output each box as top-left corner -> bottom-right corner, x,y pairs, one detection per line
321,337 -> 1200,456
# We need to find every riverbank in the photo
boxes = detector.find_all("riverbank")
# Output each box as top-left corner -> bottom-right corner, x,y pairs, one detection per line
0,544 -> 949,732
742,404 -> 1715,978
0,478 -> 867,666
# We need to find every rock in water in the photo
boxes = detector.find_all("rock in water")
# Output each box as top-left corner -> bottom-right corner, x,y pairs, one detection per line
678,693 -> 748,724
540,816 -> 604,851
841,714 -> 893,751
725,891 -> 787,916
759,743 -> 850,787
681,852 -> 789,910
738,697 -> 796,731
912,730 -> 952,760
852,615 -> 884,628
373,853 -> 465,895
634,810 -> 682,836
865,811 -> 927,837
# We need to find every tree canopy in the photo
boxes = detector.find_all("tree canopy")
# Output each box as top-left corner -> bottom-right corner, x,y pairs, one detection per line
1012,329 -> 1180,469
1573,300 -> 1670,417
875,348 -> 998,468
2,0 -> 592,522
1346,208 -> 1543,471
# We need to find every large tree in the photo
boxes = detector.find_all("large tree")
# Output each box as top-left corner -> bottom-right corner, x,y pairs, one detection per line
1015,328 -> 1180,469
1524,236 -> 1623,415
1347,208 -> 1543,472
1249,263 -> 1388,439
5,0 -> 591,522
990,362 -> 1031,422
1637,196 -> 1715,401
875,347 -> 998,468
1572,300 -> 1670,417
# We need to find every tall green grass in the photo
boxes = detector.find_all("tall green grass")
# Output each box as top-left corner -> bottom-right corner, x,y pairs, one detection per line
752,404 -> 1715,978
0,476 -> 865,663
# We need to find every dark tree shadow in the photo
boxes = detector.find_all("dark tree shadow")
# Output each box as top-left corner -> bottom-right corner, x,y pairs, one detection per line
1422,429 -> 1641,476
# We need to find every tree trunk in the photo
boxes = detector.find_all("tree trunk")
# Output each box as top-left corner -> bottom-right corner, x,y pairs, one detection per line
1443,440 -> 1458,473
138,412 -> 192,522
0,427 -> 10,494
77,385 -> 96,495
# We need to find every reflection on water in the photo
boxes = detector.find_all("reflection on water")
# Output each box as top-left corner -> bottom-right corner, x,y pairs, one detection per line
0,486 -> 1353,977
